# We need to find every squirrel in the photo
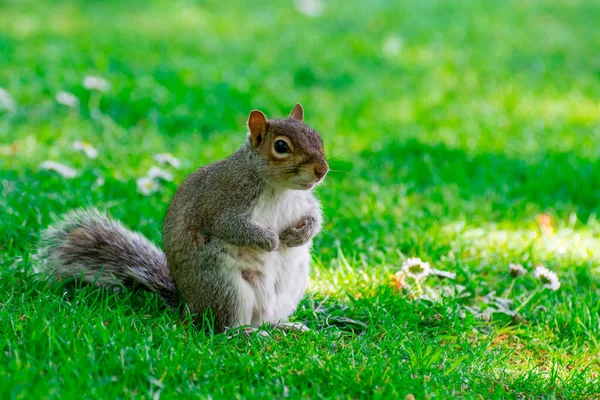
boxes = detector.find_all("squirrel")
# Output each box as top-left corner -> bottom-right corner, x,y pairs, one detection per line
37,103 -> 328,333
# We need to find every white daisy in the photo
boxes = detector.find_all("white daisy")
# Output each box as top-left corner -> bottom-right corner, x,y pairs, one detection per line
0,87 -> 16,112
39,161 -> 77,179
534,265 -> 560,291
401,257 -> 431,280
509,263 -> 527,278
56,91 -> 80,108
137,177 -> 159,196
83,76 -> 110,92
147,166 -> 173,182
294,0 -> 323,17
73,141 -> 99,159
382,35 -> 403,57
153,153 -> 181,169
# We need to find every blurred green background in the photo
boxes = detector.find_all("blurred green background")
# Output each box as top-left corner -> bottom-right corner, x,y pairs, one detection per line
1,0 -> 599,398
2,0 -> 599,255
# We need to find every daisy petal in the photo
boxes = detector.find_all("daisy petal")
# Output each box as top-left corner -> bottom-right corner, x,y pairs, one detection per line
73,141 -> 99,159
153,153 -> 181,169
147,166 -> 173,182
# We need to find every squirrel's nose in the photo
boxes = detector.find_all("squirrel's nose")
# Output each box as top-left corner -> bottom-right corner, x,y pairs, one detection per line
313,163 -> 328,180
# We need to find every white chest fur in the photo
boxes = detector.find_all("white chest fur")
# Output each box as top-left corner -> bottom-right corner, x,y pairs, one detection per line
238,188 -> 315,325
251,189 -> 313,233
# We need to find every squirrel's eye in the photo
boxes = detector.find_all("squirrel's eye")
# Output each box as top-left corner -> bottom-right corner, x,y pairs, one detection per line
274,140 -> 290,154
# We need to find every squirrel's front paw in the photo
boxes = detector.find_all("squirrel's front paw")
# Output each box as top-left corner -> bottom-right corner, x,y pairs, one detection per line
280,216 -> 316,248
258,230 -> 279,252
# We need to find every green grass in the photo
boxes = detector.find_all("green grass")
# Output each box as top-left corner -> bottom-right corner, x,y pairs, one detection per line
1,0 -> 600,398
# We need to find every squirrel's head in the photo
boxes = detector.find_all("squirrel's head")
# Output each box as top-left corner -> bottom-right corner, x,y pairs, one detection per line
247,104 -> 328,190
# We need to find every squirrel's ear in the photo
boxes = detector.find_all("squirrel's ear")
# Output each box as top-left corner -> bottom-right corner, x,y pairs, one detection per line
248,110 -> 268,147
289,103 -> 304,122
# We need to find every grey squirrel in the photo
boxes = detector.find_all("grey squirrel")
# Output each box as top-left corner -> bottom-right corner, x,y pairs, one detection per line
37,104 -> 328,333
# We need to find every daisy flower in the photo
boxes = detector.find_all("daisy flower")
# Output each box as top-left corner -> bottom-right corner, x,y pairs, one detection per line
534,266 -> 560,291
137,177 -> 159,196
147,166 -> 173,182
39,161 -> 77,179
509,263 -> 526,278
56,91 -> 80,108
83,76 -> 110,92
73,141 -> 99,159
153,153 -> 181,169
401,257 -> 431,280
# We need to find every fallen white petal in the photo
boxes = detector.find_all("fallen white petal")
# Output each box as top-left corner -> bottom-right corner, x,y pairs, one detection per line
83,76 -> 110,92
92,174 -> 105,190
382,35 -> 403,57
39,161 -> 77,179
56,91 -> 80,108
0,87 -> 16,112
294,0 -> 324,17
430,268 -> 456,279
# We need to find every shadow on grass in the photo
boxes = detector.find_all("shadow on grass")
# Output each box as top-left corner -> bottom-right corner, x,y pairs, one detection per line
359,139 -> 599,217
321,138 -> 600,236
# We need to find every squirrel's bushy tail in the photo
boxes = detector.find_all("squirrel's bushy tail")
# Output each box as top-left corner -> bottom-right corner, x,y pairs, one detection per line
37,208 -> 178,308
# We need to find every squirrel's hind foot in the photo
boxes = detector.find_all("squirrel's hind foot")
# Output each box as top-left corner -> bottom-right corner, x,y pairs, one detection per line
226,326 -> 270,339
271,322 -> 310,333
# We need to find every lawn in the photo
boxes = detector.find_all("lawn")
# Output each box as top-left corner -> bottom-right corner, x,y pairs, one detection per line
1,0 -> 600,398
